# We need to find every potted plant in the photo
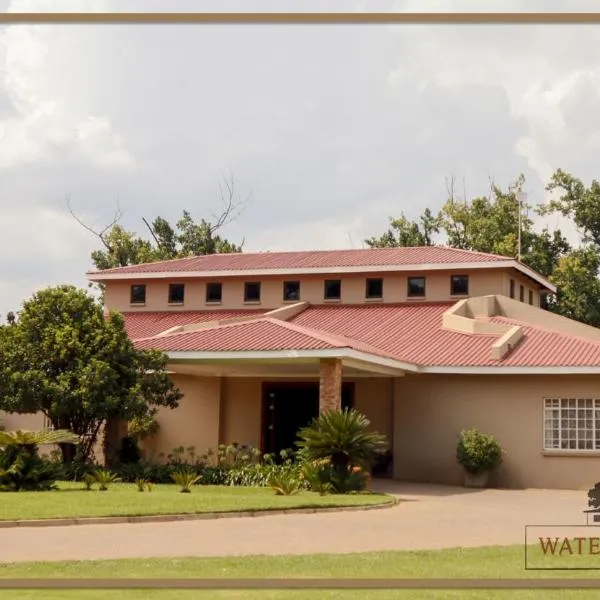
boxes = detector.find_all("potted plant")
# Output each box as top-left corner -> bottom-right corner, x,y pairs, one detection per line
456,428 -> 503,488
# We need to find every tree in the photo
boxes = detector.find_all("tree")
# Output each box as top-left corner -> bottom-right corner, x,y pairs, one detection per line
365,172 -> 600,323
70,173 -> 250,271
0,286 -> 182,464
366,209 -> 440,248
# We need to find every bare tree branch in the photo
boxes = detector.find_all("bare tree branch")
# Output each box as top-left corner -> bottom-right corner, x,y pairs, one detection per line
142,217 -> 161,247
209,172 -> 253,234
67,194 -> 124,252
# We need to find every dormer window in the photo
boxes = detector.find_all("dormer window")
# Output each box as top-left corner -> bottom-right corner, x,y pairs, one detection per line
168,283 -> 185,304
244,282 -> 261,303
130,284 -> 146,305
365,278 -> 383,299
283,281 -> 301,302
407,277 -> 426,298
324,279 -> 341,301
206,282 -> 222,303
450,275 -> 469,296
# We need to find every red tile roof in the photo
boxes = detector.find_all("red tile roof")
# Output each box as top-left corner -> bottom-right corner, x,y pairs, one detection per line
118,310 -> 264,340
123,303 -> 600,369
133,318 -> 359,353
89,246 -> 511,276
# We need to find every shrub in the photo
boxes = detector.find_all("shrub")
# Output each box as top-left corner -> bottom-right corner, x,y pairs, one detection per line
269,472 -> 301,496
134,477 -> 149,492
94,469 -> 121,491
456,429 -> 503,475
301,462 -> 333,495
171,469 -> 201,493
0,429 -> 77,491
296,409 -> 386,493
83,473 -> 96,490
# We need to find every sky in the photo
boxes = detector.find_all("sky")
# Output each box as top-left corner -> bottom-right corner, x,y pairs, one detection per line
1,0 -> 600,316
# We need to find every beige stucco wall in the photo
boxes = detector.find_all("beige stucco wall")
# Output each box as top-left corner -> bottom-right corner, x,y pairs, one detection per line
354,378 -> 393,443
141,375 -> 222,460
103,269 -> 519,313
394,374 -> 600,490
219,378 -> 263,448
502,270 -> 540,306
0,411 -> 46,431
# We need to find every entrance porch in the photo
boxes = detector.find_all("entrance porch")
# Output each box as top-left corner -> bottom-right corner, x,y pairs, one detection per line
141,354 -> 402,476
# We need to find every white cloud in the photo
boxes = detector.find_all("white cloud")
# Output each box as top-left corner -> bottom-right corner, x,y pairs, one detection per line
0,0 -> 136,170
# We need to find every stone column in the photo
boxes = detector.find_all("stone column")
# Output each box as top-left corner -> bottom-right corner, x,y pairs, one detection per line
319,358 -> 343,413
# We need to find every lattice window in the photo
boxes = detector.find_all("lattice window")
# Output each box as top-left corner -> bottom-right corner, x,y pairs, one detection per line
544,398 -> 600,451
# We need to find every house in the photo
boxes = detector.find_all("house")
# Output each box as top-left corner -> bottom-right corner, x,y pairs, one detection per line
5,245 -> 600,489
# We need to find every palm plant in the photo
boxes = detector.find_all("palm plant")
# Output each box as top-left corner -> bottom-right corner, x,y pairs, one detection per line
269,472 -> 301,496
0,429 -> 79,492
296,409 -> 387,477
171,469 -> 202,493
94,469 -> 121,491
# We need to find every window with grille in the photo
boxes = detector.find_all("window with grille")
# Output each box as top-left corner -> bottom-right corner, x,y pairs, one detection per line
543,398 -> 600,451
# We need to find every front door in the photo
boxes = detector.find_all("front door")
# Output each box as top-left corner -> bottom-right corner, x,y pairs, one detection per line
261,382 -> 354,456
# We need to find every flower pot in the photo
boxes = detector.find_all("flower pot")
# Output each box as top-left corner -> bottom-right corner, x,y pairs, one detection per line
464,470 -> 489,488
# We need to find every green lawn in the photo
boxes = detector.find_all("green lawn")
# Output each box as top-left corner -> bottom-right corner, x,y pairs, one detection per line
0,481 -> 394,521
1,546 -> 599,599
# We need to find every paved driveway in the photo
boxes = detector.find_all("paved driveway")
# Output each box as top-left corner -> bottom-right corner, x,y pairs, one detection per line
0,482 -> 588,563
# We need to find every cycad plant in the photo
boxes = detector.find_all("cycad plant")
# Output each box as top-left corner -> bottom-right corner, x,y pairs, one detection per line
94,469 -> 121,491
171,469 -> 202,493
0,429 -> 79,492
296,409 -> 387,493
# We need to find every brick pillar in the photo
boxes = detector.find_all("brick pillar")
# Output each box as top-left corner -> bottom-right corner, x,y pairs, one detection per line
319,358 -> 343,413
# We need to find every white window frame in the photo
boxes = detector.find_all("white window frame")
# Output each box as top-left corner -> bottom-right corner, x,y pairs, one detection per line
543,398 -> 600,452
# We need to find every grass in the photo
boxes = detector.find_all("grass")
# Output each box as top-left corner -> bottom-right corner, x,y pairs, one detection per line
1,545 -> 600,599
0,481 -> 394,521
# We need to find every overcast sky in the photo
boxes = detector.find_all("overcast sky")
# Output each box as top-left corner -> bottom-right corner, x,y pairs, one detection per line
1,0 -> 599,316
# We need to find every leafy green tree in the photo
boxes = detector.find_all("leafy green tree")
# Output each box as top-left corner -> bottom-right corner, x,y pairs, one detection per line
70,174 -> 249,270
0,286 -> 182,464
366,209 -> 440,248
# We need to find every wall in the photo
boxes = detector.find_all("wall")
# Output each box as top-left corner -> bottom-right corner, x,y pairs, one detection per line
393,373 -> 600,490
219,378 -> 263,448
141,375 -> 222,460
0,411 -> 45,431
503,270 -> 541,307
354,378 -> 394,442
104,269 -> 517,313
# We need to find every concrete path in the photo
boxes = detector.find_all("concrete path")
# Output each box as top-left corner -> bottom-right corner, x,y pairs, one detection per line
0,482 -> 588,563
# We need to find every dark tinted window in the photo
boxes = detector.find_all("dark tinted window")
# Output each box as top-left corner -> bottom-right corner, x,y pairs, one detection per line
244,282 -> 261,302
283,281 -> 300,302
520,285 -> 525,302
407,277 -> 426,297
450,275 -> 469,296
510,279 -> 515,299
206,282 -> 222,303
324,279 -> 341,300
529,290 -> 533,305
168,283 -> 185,304
130,284 -> 146,304
366,278 -> 383,299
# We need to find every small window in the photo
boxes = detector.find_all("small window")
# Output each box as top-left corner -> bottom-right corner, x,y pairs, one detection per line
206,282 -> 222,303
509,279 -> 515,299
283,281 -> 300,302
244,282 -> 261,303
528,290 -> 533,305
130,284 -> 146,305
168,283 -> 185,304
520,285 -> 525,302
365,278 -> 383,299
450,275 -> 469,296
324,279 -> 341,300
407,276 -> 426,298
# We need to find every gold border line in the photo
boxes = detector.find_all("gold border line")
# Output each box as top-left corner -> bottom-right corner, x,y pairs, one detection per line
1,578 -> 600,589
0,12 -> 600,24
